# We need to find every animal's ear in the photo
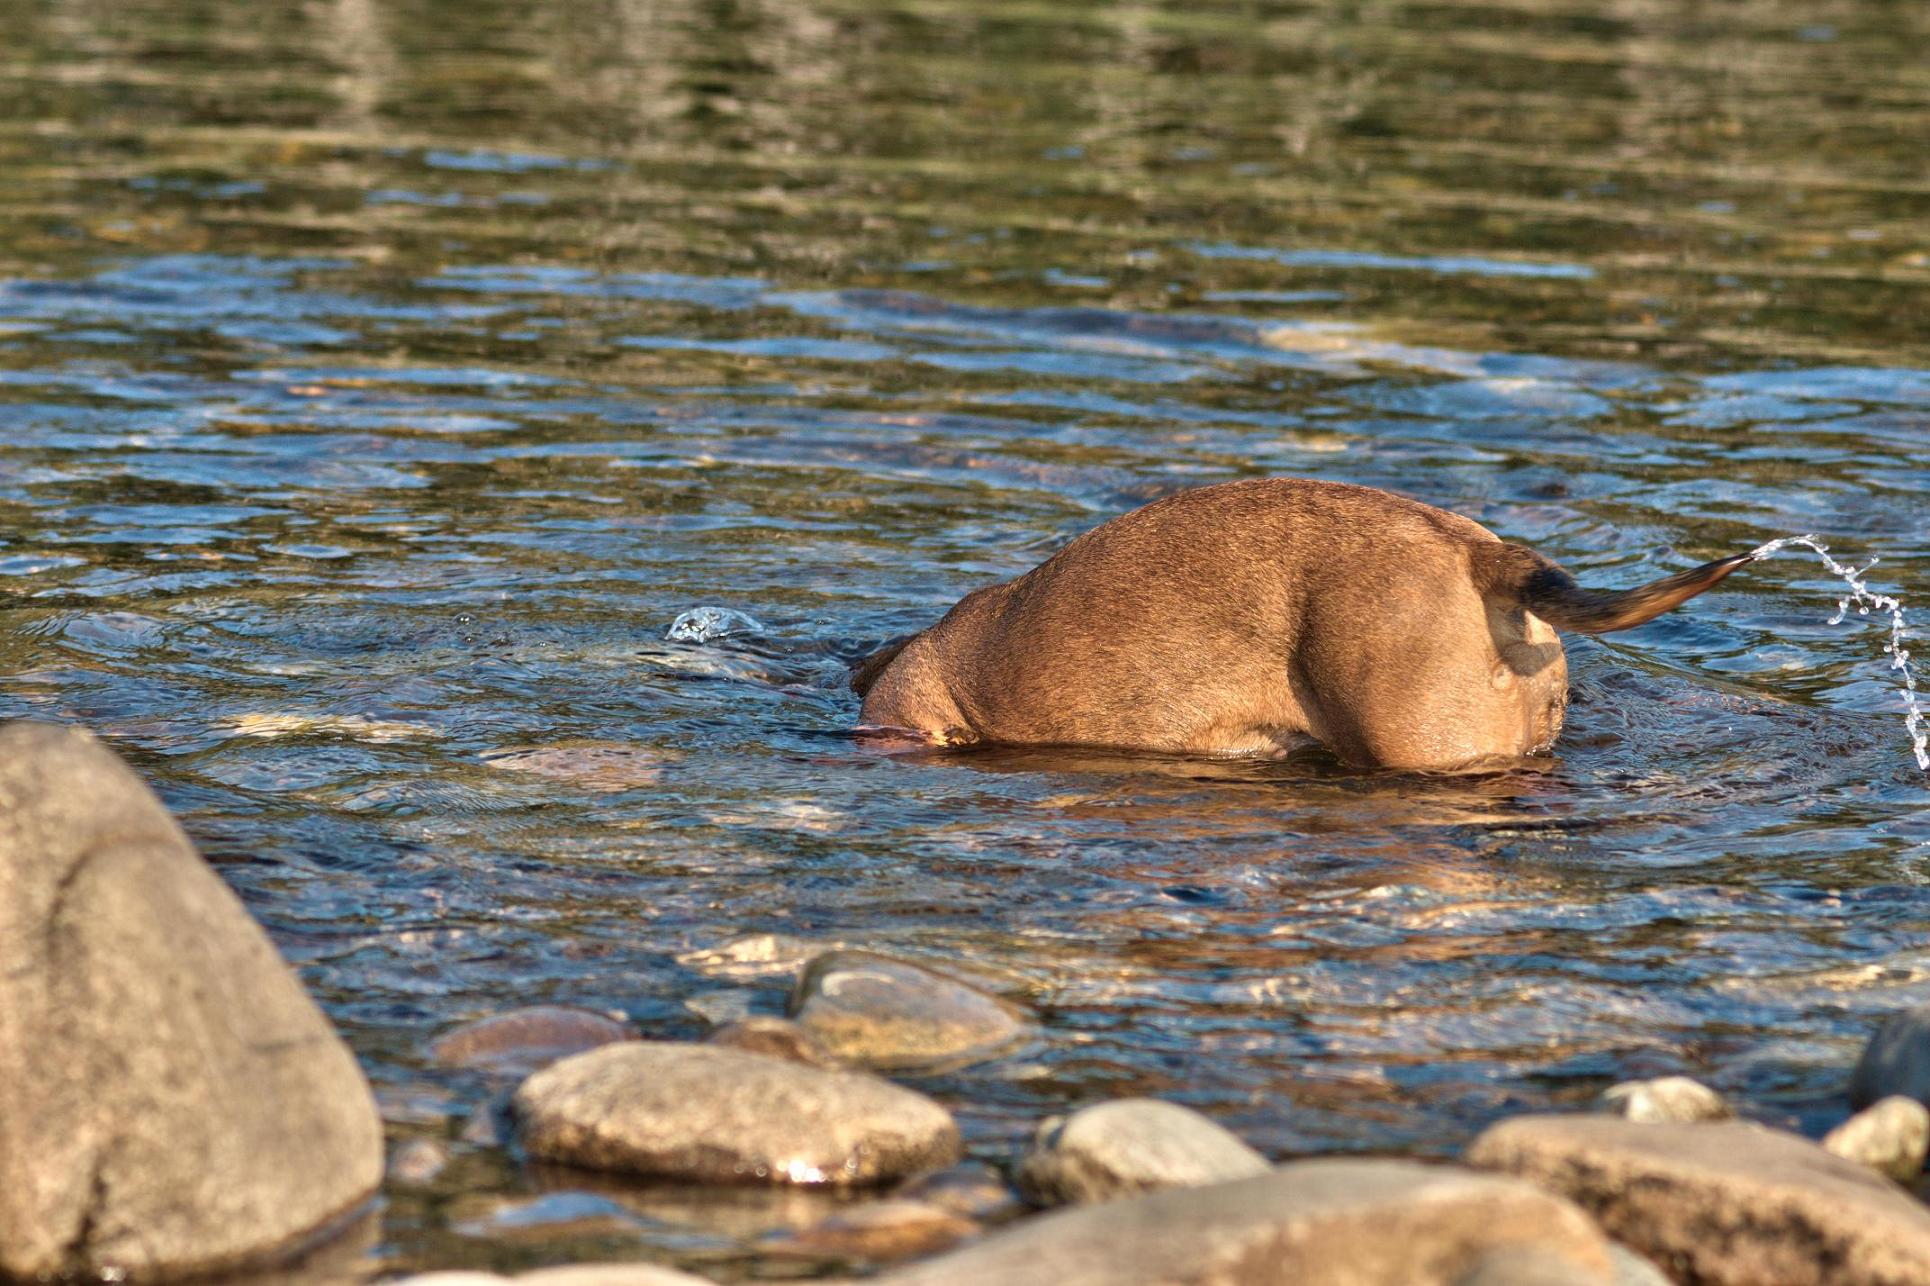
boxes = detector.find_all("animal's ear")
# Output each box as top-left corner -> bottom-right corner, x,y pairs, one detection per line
1471,543 -> 1754,634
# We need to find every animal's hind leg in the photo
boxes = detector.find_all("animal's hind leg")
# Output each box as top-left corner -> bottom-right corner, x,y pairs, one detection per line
855,635 -> 974,743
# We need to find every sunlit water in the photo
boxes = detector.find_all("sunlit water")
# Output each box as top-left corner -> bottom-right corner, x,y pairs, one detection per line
1,0 -> 1929,1276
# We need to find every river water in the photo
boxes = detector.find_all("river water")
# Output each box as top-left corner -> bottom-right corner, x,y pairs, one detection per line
2,0 -> 1928,1275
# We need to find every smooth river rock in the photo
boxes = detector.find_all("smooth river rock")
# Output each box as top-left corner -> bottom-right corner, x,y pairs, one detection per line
1824,1095 -> 1930,1182
0,722 -> 384,1282
872,1160 -> 1618,1286
1852,1004 -> 1930,1109
428,1004 -> 638,1074
788,950 -> 1029,1070
1599,1076 -> 1732,1124
1468,1115 -> 1930,1286
1016,1098 -> 1269,1205
514,1041 -> 961,1185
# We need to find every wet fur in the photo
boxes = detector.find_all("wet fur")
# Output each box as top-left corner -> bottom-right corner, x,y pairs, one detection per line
854,479 -> 1749,771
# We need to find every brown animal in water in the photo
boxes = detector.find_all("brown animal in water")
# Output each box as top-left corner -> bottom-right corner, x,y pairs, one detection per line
852,478 -> 1752,772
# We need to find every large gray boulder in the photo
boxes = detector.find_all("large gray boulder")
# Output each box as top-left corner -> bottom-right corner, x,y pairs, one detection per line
871,1160 -> 1619,1286
514,1041 -> 961,1185
1468,1115 -> 1930,1286
0,722 -> 383,1281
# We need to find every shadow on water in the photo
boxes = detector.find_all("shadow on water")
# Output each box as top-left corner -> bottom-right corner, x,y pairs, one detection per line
1,0 -> 1930,1275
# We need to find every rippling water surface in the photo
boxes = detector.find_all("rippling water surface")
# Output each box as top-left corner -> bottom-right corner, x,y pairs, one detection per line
3,0 -> 1929,1274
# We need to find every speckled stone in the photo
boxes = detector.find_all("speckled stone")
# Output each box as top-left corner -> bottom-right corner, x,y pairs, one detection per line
1017,1099 -> 1269,1205
872,1160 -> 1617,1286
513,1042 -> 960,1186
1469,1115 -> 1930,1286
1824,1095 -> 1930,1182
788,950 -> 1028,1070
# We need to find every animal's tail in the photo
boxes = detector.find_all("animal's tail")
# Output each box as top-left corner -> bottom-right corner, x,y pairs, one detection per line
1470,542 -> 1754,634
849,635 -> 915,697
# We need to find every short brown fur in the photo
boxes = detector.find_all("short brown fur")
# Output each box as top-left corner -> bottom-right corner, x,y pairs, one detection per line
855,478 -> 1750,771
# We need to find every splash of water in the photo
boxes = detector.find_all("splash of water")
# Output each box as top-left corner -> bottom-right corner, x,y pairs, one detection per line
1749,534 -> 1928,770
665,606 -> 765,643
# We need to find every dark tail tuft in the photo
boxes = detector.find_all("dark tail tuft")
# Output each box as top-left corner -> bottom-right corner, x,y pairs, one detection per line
849,635 -> 915,697
1470,542 -> 1754,634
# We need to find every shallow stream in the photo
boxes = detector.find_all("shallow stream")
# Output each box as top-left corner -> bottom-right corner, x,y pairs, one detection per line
1,0 -> 1928,1274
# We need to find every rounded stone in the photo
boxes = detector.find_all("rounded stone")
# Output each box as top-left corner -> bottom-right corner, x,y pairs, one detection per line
1017,1099 -> 1269,1205
513,1041 -> 961,1186
0,722 -> 384,1282
428,1005 -> 638,1074
1852,1005 -> 1930,1109
1599,1076 -> 1731,1124
1824,1095 -> 1930,1182
787,950 -> 1029,1070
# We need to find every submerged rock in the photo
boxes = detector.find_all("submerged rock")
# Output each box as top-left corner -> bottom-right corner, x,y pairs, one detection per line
429,1004 -> 638,1074
1824,1095 -> 1930,1182
759,1197 -> 978,1263
896,1160 -> 1027,1223
0,722 -> 384,1281
514,1041 -> 960,1185
1599,1076 -> 1731,1124
706,1015 -> 843,1067
788,949 -> 1029,1070
1016,1098 -> 1269,1206
1852,1005 -> 1930,1109
872,1160 -> 1617,1286
1468,1115 -> 1930,1286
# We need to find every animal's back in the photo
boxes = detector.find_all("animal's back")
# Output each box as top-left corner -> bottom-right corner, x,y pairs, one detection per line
858,479 -> 1503,755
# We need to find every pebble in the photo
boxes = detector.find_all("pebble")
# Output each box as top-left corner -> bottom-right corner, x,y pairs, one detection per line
1599,1076 -> 1732,1124
429,1005 -> 638,1075
1469,1115 -> 1930,1286
513,1041 -> 961,1186
1016,1098 -> 1269,1205
1824,1095 -> 1930,1182
788,950 -> 1029,1070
